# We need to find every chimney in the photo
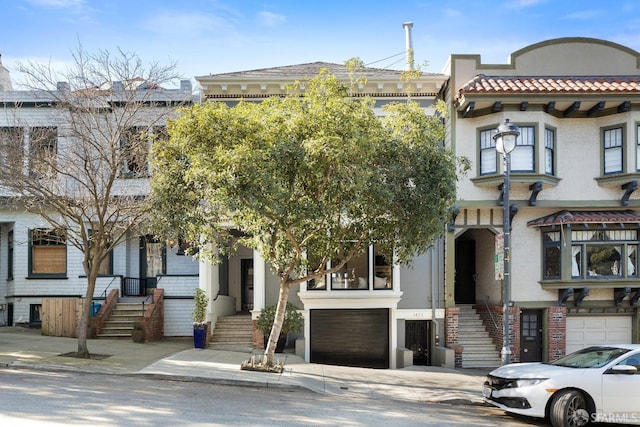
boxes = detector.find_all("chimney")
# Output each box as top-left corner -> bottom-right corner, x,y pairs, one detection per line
402,22 -> 414,71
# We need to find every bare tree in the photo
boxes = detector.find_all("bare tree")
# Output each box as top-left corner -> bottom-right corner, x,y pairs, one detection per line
0,46 -> 190,357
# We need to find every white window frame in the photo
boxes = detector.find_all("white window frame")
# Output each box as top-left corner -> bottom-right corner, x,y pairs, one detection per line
479,128 -> 496,175
511,125 -> 535,172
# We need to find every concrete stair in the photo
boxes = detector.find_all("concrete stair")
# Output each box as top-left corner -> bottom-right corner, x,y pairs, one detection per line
97,300 -> 145,339
210,314 -> 254,351
457,304 -> 501,368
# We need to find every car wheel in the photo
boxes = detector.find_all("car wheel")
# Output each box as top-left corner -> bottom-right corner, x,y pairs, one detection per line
549,390 -> 591,427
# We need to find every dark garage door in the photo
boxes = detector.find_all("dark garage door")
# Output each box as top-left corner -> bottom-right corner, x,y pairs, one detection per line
310,308 -> 389,369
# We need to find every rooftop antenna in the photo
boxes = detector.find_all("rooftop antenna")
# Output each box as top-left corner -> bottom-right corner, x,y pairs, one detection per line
402,22 -> 414,71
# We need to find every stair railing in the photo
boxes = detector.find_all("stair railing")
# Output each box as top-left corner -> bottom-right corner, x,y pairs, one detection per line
100,276 -> 122,301
484,297 -> 499,331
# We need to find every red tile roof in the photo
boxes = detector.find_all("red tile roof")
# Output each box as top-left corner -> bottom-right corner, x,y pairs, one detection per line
459,75 -> 640,97
527,210 -> 640,227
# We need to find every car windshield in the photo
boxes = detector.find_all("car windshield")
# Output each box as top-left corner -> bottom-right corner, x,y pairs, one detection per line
550,346 -> 630,368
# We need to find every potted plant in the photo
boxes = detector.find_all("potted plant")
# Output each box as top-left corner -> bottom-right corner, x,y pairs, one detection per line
256,302 -> 303,353
192,287 -> 209,349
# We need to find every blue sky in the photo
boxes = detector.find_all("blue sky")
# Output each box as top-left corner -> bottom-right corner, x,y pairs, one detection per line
2,0 -> 640,87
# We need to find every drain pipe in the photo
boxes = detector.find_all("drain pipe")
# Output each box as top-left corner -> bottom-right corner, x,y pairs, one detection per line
431,240 -> 440,349
402,21 -> 414,71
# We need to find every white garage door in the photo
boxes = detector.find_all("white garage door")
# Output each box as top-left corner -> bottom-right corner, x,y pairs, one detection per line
566,316 -> 632,354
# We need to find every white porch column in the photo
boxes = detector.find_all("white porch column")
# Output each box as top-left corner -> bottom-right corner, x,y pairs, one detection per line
253,249 -> 266,312
198,246 -> 219,322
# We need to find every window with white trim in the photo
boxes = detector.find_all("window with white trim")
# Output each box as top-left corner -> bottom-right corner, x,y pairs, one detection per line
511,125 -> 535,172
120,127 -> 150,178
479,128 -> 496,175
29,127 -> 57,178
0,127 -> 24,174
603,126 -> 623,175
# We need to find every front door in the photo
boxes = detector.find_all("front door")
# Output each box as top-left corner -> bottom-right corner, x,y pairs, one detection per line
241,259 -> 254,312
455,240 -> 476,304
520,310 -> 543,362
140,236 -> 165,291
405,320 -> 430,365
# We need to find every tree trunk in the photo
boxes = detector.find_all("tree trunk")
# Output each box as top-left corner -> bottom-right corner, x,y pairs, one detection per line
76,271 -> 98,358
262,281 -> 291,366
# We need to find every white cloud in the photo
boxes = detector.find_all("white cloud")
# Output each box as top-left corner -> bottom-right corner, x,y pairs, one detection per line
256,11 -> 286,27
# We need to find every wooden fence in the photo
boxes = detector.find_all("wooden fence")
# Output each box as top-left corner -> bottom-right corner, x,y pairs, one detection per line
41,298 -> 82,337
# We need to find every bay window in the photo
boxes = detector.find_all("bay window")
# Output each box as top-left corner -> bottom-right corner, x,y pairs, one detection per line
571,230 -> 637,279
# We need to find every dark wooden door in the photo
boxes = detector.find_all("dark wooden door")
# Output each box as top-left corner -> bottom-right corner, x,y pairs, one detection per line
241,259 -> 254,312
455,240 -> 476,304
520,310 -> 543,362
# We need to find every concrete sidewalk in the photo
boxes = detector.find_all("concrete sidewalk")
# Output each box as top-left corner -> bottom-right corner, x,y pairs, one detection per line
0,326 -> 487,406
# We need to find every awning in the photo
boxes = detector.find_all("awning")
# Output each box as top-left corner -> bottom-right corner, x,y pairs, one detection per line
527,210 -> 640,227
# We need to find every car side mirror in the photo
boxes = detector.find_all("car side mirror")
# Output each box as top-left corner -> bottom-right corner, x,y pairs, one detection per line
608,365 -> 638,375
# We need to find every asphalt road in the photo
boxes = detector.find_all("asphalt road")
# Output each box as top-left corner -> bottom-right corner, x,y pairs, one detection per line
0,368 -> 542,426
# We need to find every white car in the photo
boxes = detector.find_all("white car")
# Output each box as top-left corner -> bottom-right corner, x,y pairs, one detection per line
483,345 -> 640,427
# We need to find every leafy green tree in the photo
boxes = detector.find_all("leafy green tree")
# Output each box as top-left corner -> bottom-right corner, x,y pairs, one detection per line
150,70 -> 468,366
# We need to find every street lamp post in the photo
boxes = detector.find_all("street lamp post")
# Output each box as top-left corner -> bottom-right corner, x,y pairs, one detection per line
493,118 -> 520,366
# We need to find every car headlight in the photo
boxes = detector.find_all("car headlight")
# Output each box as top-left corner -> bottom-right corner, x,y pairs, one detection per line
515,378 -> 548,387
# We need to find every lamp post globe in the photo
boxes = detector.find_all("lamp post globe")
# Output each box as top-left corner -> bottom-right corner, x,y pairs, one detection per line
493,118 -> 519,366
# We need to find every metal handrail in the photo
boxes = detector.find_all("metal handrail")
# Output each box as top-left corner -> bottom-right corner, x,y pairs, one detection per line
484,297 -> 499,331
100,276 -> 122,300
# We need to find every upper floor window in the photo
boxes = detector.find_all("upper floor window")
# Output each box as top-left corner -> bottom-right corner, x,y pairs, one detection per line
544,127 -> 555,175
511,125 -> 535,172
603,126 -> 623,175
29,127 -> 57,178
636,124 -> 640,172
0,127 -> 24,174
479,128 -> 496,175
120,127 -> 150,178
29,228 -> 67,277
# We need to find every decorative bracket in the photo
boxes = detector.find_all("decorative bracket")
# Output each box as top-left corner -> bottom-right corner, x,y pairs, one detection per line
631,289 -> 640,307
497,183 -> 508,206
529,181 -> 543,206
621,180 -> 638,206
509,205 -> 519,231
614,287 -> 631,306
559,288 -> 573,307
574,288 -> 590,307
